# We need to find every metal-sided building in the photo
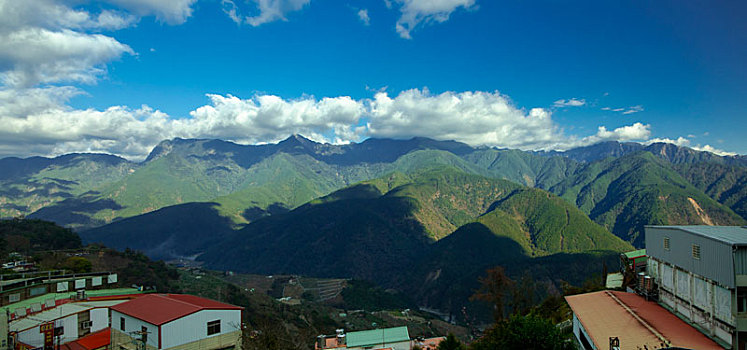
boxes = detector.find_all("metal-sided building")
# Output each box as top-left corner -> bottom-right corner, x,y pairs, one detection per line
109,294 -> 243,350
645,225 -> 747,349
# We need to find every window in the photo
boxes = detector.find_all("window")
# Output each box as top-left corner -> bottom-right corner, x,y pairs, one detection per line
80,320 -> 92,329
692,244 -> 701,260
738,288 -> 747,313
207,320 -> 221,336
120,317 -> 125,331
141,326 -> 148,344
663,237 -> 670,250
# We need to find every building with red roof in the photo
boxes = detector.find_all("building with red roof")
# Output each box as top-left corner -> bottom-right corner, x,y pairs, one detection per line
566,290 -> 724,349
109,294 -> 243,350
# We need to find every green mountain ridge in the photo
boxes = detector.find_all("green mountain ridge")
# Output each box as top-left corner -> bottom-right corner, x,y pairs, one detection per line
1,136 -> 745,250
550,152 -> 746,246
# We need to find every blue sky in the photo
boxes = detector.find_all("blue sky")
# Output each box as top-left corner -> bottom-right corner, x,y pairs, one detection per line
0,0 -> 745,159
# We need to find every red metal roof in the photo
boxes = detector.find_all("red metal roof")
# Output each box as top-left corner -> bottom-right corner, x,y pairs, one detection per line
109,294 -> 243,325
566,290 -> 723,350
77,328 -> 111,349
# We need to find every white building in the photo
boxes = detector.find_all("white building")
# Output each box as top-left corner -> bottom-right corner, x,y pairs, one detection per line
10,299 -> 124,349
646,225 -> 747,349
109,294 -> 243,350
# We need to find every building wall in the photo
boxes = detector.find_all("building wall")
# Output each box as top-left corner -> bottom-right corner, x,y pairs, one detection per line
571,313 -> 597,350
347,340 -> 409,350
110,310 -> 160,349
16,313 -> 78,348
649,257 -> 734,347
160,309 -> 241,349
0,311 -> 7,350
162,330 -> 242,350
646,227 -> 737,288
90,308 -> 108,333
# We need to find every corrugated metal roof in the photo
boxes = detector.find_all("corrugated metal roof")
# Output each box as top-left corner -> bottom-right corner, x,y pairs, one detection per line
565,291 -> 722,350
110,294 -> 243,326
646,225 -> 747,245
10,300 -> 127,332
346,326 -> 410,347
0,287 -> 145,313
624,249 -> 646,259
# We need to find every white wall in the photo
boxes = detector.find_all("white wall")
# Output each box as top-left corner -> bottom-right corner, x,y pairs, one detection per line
17,314 -> 78,348
57,314 -> 78,344
160,309 -> 241,349
90,308 -> 109,333
111,310 -> 160,349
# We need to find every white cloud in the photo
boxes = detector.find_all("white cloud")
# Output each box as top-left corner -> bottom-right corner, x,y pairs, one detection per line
0,0 -> 200,88
222,0 -> 310,26
601,105 -> 644,114
622,105 -> 643,115
583,122 -> 651,144
645,137 -> 737,157
358,9 -> 371,26
0,87 -> 737,160
104,0 -> 197,24
394,0 -> 475,39
367,89 -> 566,150
553,98 -> 586,108
0,28 -> 133,87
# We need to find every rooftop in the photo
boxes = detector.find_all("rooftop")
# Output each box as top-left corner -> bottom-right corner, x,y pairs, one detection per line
61,328 -> 111,350
623,249 -> 646,259
346,326 -> 410,348
10,299 -> 128,332
566,290 -> 722,350
109,293 -> 243,326
0,287 -> 145,314
646,225 -> 747,246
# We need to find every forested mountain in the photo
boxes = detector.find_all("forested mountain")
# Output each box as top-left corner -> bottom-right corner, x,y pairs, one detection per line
2,135 -> 746,252
549,152 -> 745,246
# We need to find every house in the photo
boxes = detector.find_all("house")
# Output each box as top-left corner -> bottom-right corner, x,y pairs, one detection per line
10,298 -> 130,350
316,326 -> 411,350
565,290 -> 722,350
411,336 -> 445,350
109,294 -> 244,350
645,225 -> 747,349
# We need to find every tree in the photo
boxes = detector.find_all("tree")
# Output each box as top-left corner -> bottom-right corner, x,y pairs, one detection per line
438,333 -> 466,350
63,257 -> 92,273
470,266 -> 514,322
469,314 -> 573,350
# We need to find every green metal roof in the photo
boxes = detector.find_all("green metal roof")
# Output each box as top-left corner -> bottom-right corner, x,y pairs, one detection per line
646,225 -> 747,245
624,249 -> 646,259
346,326 -> 410,347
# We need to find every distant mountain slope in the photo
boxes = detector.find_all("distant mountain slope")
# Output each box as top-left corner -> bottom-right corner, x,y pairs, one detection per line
675,163 -> 747,220
550,152 -> 745,246
545,140 -> 747,166
0,154 -> 135,221
79,202 -> 235,260
462,149 -> 581,189
197,168 -> 630,284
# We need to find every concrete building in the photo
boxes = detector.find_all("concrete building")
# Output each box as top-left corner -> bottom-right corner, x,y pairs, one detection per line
645,225 -> 747,349
1,271 -> 119,308
566,290 -> 722,350
109,294 -> 243,350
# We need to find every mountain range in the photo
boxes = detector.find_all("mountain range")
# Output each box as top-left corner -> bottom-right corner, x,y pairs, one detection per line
2,135 -> 746,315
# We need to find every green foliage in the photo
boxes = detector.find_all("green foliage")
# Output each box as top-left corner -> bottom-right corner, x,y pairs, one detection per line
550,152 -> 746,246
63,256 -> 92,273
469,314 -> 573,350
438,333 -> 466,350
339,280 -> 416,311
0,218 -> 81,255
